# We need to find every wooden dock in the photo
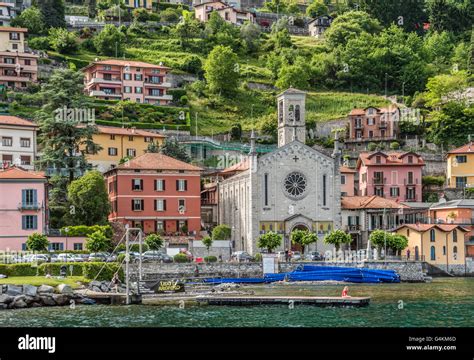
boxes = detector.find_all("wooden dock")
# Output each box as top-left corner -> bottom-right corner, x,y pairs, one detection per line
76,290 -> 142,305
196,295 -> 371,307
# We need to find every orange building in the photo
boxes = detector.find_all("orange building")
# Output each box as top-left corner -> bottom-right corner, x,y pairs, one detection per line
104,152 -> 203,237
340,166 -> 356,196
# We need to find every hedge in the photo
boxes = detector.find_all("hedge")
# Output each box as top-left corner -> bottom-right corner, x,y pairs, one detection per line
173,253 -> 188,263
39,263 -> 84,276
204,256 -> 217,263
59,225 -> 113,239
83,263 -> 124,282
0,264 -> 38,276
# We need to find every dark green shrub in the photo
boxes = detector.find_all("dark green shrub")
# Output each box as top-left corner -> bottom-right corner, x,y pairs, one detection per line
254,253 -> 262,262
0,264 -> 37,276
173,253 -> 188,263
38,263 -> 84,276
390,141 -> 400,150
204,256 -> 217,263
368,142 -> 378,151
82,262 -> 124,281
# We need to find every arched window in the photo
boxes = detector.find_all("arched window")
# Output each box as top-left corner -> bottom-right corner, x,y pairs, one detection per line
453,246 -> 458,260
295,105 -> 300,121
430,246 -> 436,261
278,101 -> 283,123
288,105 -> 294,121
452,230 -> 457,242
443,246 -> 446,255
430,229 -> 435,242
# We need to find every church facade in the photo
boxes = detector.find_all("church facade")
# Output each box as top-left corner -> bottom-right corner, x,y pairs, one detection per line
218,88 -> 342,255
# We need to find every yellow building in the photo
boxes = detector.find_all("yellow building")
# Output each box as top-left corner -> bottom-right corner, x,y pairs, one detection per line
396,224 -> 468,274
446,142 -> 474,189
126,0 -> 153,10
87,126 -> 165,172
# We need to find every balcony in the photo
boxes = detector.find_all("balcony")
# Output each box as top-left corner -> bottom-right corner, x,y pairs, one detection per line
144,81 -> 171,87
145,94 -> 173,101
372,177 -> 387,185
87,77 -> 122,86
345,225 -> 361,232
345,135 -> 397,143
18,202 -> 41,211
89,90 -> 122,98
378,122 -> 387,129
404,178 -> 419,185
354,123 -> 363,129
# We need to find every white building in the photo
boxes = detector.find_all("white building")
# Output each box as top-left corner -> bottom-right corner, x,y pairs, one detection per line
218,88 -> 342,255
0,2 -> 16,26
0,115 -> 38,170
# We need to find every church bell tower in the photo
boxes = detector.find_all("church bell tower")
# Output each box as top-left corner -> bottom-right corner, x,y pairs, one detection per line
277,87 -> 306,147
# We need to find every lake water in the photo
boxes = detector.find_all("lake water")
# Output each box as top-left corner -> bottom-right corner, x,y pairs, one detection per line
1,278 -> 473,327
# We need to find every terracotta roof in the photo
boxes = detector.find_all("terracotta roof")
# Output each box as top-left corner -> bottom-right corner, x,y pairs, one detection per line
358,151 -> 425,167
277,87 -> 306,97
0,115 -> 38,128
349,105 -> 397,116
447,142 -> 473,155
0,3 -> 14,6
83,59 -> 171,71
194,1 -> 227,7
96,125 -> 165,138
340,166 -> 356,173
221,159 -> 249,174
342,196 -> 408,210
114,152 -> 202,171
349,108 -> 366,116
0,27 -> 28,32
0,166 -> 45,180
397,223 -> 469,233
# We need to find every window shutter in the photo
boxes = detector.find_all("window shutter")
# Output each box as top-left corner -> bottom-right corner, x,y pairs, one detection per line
33,189 -> 37,204
131,179 -> 134,190
176,180 -> 179,190
140,179 -> 143,190
60,243 -> 64,251
163,180 -> 165,191
33,216 -> 37,229
184,180 -> 187,191
154,180 -> 157,191
154,199 -> 157,211
131,199 -> 134,210
22,189 -> 26,205
141,200 -> 144,210
22,216 -> 26,230
163,199 -> 166,211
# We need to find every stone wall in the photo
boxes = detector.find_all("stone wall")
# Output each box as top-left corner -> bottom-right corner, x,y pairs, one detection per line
130,260 -> 426,282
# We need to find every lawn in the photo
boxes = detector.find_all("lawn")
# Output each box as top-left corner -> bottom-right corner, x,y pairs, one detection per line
0,276 -> 89,288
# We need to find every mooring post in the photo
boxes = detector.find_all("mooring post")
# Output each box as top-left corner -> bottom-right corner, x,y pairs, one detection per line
138,230 -> 143,296
125,227 -> 130,305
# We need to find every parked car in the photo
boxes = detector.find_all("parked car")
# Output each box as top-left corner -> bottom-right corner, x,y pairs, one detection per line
57,253 -> 83,262
142,251 -> 173,263
306,251 -> 324,261
49,254 -> 60,263
78,254 -> 90,262
290,251 -> 302,261
26,254 -> 49,264
88,253 -> 107,262
231,251 -> 254,262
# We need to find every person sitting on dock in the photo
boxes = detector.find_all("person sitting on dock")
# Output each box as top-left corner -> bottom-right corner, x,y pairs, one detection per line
341,286 -> 350,297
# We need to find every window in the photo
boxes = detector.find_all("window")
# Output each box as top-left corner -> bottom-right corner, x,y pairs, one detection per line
178,199 -> 186,212
430,246 -> 436,261
135,87 -> 142,94
12,44 -> 18,50
2,154 -> 12,164
368,131 -> 373,138
2,137 -> 12,146
132,179 -> 143,191
74,243 -> 83,251
375,156 -> 381,164
390,187 -> 400,197
124,86 -> 132,93
126,148 -> 136,157
124,73 -> 132,80
20,156 -> 31,165
149,89 -> 163,96
295,105 -> 300,121
134,74 -> 142,81
443,246 -> 446,255
128,136 -> 134,141
264,173 -> 269,206
456,155 -> 467,163
9,32 -> 20,40
20,138 -> 30,147
110,135 -> 115,140
25,60 -> 31,66
156,221 -> 164,231
406,187 -> 416,200
430,229 -> 435,242
408,155 -> 413,164
132,199 -> 144,211
154,199 -> 166,211
108,147 -> 118,156
155,179 -> 165,191
455,177 -> 467,189
176,179 -> 187,191
4,58 -> 14,64
407,229 -> 410,236
144,136 -> 152,142
322,174 -> 327,206
375,187 -> 384,197
22,215 -> 37,230
367,118 -> 374,125
103,65 -> 111,70
50,243 -> 63,251
452,230 -> 457,242
453,246 -> 458,260
22,189 -> 37,206
407,172 -> 414,184
341,175 -> 346,185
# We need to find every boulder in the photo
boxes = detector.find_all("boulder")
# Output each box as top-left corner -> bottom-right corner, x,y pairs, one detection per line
89,280 -> 102,288
38,285 -> 54,294
13,299 -> 27,309
13,295 -> 26,303
91,286 -> 102,293
0,294 -> 13,304
56,284 -> 73,295
23,284 -> 38,297
40,295 -> 56,306
6,285 -> 22,296
30,302 -> 42,308
52,294 -> 69,306
100,283 -> 109,292
0,303 -> 8,310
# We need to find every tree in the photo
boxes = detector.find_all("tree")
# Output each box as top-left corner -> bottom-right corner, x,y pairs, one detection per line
240,21 -> 261,54
172,10 -> 201,49
306,0 -> 328,18
203,45 -> 239,96
36,0 -> 66,29
67,171 -> 111,226
85,230 -> 112,253
202,236 -> 213,257
230,123 -> 242,141
11,6 -> 45,34
323,229 -> 352,251
369,229 -> 392,251
276,57 -> 310,89
144,234 -> 164,250
423,71 -> 469,107
390,234 -> 408,255
160,138 -> 191,163
87,0 -> 97,18
146,141 -> 160,153
291,230 -> 318,254
212,225 -> 231,240
93,24 -> 126,56
257,231 -> 282,253
26,233 -> 49,252
35,69 -> 101,183
426,0 -> 473,33
48,28 -> 78,54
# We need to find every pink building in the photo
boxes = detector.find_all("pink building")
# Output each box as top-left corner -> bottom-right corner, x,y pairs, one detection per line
0,166 -> 47,251
357,151 -> 424,202
82,59 -> 172,105
194,1 -> 255,25
340,166 -> 356,196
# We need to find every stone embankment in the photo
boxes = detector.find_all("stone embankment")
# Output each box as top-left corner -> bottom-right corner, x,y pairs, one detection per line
0,284 -> 94,310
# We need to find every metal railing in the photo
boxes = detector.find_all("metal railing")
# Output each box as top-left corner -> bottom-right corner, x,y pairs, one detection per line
17,202 -> 41,211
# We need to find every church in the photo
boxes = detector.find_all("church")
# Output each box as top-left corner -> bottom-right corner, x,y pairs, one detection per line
218,88 -> 342,255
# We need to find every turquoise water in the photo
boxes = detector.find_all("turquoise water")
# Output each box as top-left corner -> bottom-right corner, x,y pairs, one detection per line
1,278 -> 473,327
